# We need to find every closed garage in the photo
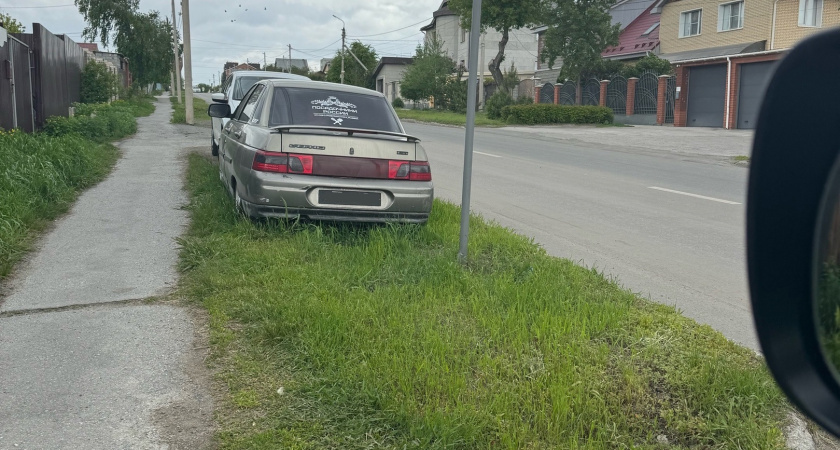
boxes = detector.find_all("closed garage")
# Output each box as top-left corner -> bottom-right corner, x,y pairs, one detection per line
736,61 -> 779,129
687,64 -> 727,127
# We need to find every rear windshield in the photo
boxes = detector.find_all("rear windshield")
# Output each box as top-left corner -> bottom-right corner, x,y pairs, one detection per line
275,88 -> 401,133
232,76 -> 265,100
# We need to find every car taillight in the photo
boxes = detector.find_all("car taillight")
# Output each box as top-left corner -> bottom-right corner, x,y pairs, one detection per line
252,151 -> 313,174
409,161 -> 431,181
387,160 -> 431,181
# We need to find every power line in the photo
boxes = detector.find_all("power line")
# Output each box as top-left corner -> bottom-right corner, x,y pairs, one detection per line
347,17 -> 432,38
0,3 -> 74,8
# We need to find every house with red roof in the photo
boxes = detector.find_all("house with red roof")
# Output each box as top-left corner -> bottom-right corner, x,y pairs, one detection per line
602,1 -> 662,61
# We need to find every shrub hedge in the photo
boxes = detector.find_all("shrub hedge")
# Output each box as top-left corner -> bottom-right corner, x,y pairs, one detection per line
501,104 -> 613,125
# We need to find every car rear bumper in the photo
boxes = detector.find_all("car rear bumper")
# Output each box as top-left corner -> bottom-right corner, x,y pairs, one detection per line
241,172 -> 433,223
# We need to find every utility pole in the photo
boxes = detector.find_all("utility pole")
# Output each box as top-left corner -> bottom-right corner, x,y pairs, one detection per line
182,0 -> 194,124
170,0 -> 181,103
333,15 -> 345,84
288,44 -> 292,72
263,52 -> 267,69
170,70 -> 175,96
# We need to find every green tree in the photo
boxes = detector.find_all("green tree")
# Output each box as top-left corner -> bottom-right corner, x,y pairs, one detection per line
325,41 -> 378,89
81,60 -> 119,103
541,0 -> 620,82
448,0 -> 544,88
400,36 -> 455,106
75,1 -> 174,89
114,12 -> 173,87
0,13 -> 25,33
74,0 -> 139,46
196,83 -> 210,93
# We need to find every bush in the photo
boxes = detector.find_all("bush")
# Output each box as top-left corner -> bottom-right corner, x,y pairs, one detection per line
501,104 -> 613,125
44,102 -> 139,142
485,91 -> 513,120
80,61 -> 119,104
515,95 -> 533,105
391,97 -> 405,109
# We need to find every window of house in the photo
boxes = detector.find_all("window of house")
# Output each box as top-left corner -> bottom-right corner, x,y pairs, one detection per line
799,0 -> 823,27
679,9 -> 702,37
718,1 -> 744,31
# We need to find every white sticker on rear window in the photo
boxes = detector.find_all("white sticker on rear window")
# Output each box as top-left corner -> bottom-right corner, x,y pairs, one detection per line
310,96 -> 358,124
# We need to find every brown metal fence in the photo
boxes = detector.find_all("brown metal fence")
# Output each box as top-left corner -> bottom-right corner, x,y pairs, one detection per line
0,35 -> 34,132
8,23 -> 87,130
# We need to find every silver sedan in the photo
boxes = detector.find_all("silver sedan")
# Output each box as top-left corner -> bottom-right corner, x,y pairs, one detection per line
207,79 -> 434,223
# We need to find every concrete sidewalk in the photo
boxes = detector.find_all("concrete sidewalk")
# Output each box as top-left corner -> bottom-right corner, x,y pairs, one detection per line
0,97 -> 214,449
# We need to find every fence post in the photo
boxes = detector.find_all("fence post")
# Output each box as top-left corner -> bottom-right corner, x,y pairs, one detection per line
554,84 -> 560,104
534,84 -> 541,103
626,77 -> 639,116
575,81 -> 582,105
656,75 -> 669,125
599,80 -> 609,107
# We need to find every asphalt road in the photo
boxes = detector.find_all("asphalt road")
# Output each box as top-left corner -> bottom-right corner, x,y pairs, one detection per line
0,96 -> 213,449
402,121 -> 757,349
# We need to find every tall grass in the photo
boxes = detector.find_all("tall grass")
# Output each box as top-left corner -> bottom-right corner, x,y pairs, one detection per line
180,154 -> 787,449
0,131 -> 118,277
170,95 -> 210,124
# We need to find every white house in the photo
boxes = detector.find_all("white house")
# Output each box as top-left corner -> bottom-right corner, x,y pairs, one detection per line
420,1 -> 539,78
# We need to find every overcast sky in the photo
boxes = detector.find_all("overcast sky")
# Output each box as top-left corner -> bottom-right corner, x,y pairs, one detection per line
2,0 -> 441,86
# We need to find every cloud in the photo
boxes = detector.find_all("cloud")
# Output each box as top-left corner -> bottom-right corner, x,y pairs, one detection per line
3,0 -> 440,85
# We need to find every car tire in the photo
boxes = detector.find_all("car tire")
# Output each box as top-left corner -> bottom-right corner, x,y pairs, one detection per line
211,133 -> 219,156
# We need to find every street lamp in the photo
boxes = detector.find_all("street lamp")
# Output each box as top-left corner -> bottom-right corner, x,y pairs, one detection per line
332,15 -> 346,84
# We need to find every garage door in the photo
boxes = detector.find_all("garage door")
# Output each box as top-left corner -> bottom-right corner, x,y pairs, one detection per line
737,61 -> 779,129
687,64 -> 726,127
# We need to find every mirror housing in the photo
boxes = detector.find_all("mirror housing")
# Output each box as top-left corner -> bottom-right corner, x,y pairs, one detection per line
207,103 -> 232,119
748,28 -> 840,436
211,92 -> 227,103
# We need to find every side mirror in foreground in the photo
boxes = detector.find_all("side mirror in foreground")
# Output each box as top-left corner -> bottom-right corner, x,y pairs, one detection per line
207,103 -> 232,119
748,27 -> 840,437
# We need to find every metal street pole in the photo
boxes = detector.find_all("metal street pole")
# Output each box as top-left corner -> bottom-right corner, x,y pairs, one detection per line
170,0 -> 181,103
333,15 -> 345,84
182,0 -> 194,124
458,0 -> 482,263
478,34 -> 485,109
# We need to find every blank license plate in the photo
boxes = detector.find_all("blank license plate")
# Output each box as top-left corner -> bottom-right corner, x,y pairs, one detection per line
318,190 -> 381,207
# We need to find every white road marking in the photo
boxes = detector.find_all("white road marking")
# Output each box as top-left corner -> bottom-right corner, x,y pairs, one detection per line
648,186 -> 741,205
474,151 -> 502,158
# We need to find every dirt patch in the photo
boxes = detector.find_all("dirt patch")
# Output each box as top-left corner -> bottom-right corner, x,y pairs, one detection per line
152,301 -> 217,450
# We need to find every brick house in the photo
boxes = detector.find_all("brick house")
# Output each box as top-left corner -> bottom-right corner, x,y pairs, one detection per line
660,0 -> 839,128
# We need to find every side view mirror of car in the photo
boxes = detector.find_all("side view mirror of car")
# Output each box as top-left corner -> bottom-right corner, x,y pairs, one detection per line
211,92 -> 227,103
748,27 -> 840,437
207,103 -> 232,118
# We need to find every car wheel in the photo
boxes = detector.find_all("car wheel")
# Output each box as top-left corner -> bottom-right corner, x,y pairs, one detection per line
211,133 -> 219,156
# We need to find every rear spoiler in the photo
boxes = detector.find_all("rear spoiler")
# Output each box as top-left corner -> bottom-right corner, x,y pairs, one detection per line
270,125 -> 420,142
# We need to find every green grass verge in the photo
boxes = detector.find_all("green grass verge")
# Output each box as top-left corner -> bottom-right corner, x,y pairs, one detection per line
734,155 -> 751,163
171,95 -> 210,124
396,109 -> 506,127
180,153 -> 787,449
0,130 -> 119,278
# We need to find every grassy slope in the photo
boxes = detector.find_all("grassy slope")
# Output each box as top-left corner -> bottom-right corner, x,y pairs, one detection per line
171,95 -> 210,124
396,109 -> 506,127
180,154 -> 787,449
0,97 -> 154,278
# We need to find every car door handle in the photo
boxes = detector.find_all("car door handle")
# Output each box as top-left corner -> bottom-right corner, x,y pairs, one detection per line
233,130 -> 242,138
